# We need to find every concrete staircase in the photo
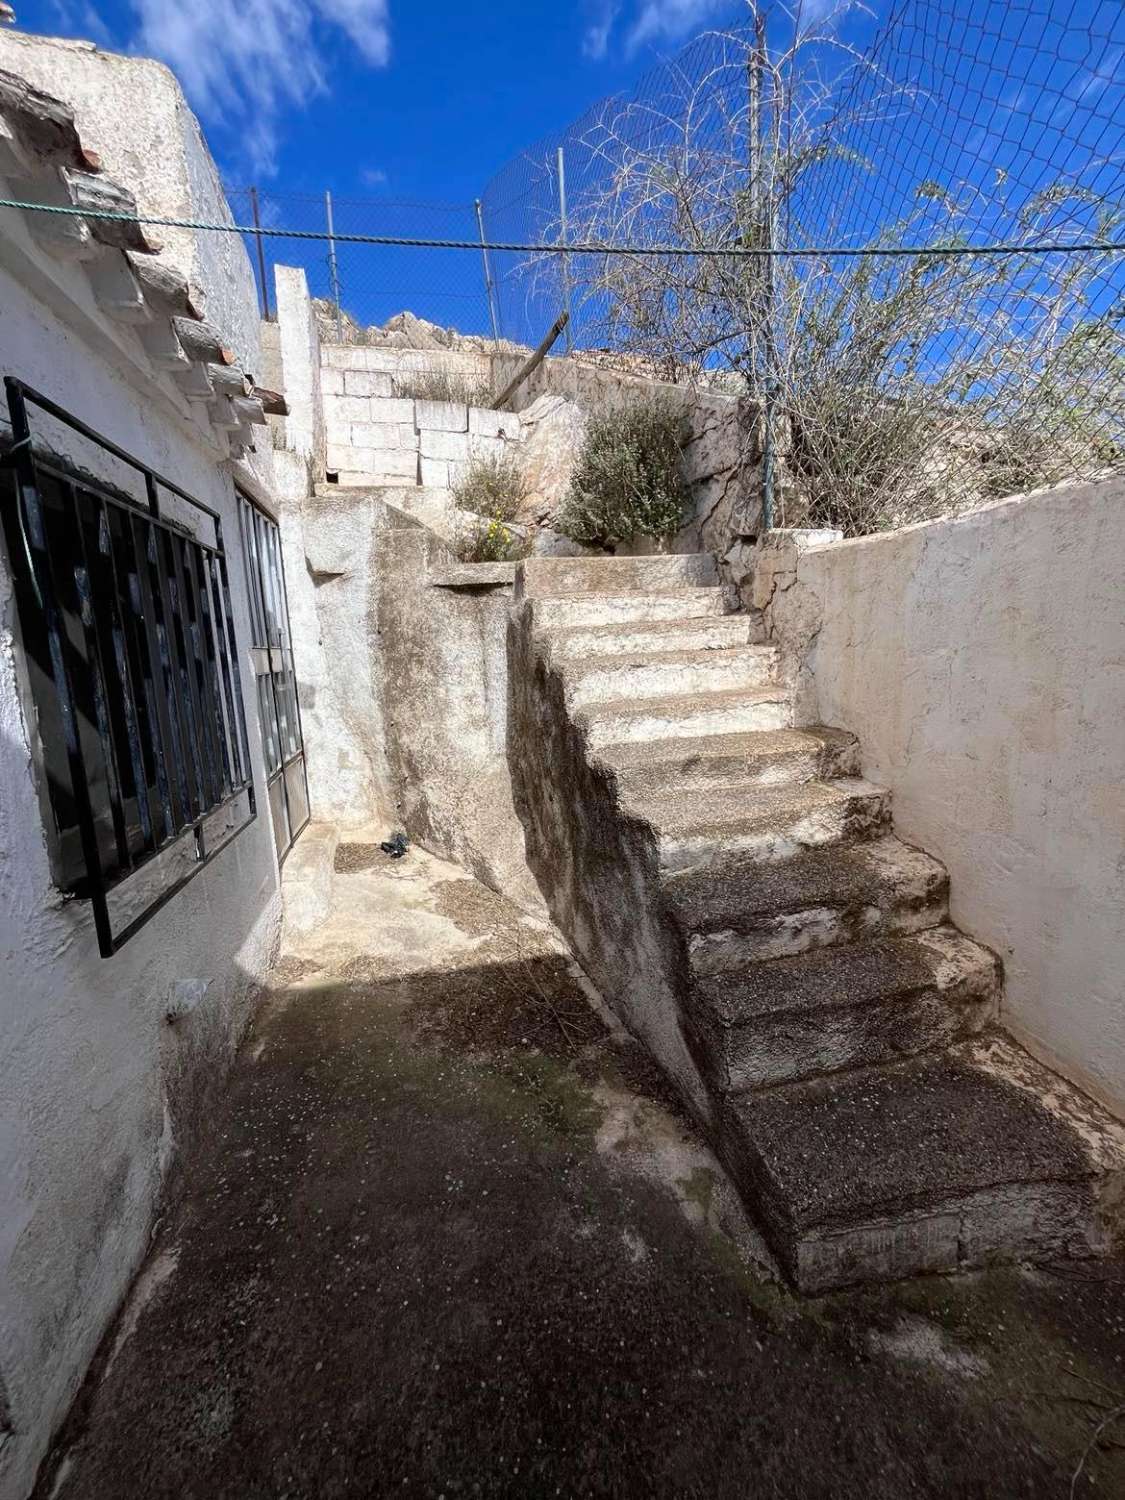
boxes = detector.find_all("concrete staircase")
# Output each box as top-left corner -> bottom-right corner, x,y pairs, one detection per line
508,553 -> 1125,1291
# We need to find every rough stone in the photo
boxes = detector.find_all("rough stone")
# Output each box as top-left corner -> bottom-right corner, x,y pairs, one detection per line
517,393 -> 588,525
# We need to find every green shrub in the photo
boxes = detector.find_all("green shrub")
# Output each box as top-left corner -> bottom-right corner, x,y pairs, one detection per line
556,397 -> 692,545
452,452 -> 528,523
455,512 -> 529,564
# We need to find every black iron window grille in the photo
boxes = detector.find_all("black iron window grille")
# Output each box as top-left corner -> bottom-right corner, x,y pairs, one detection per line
1,378 -> 257,957
237,492 -> 309,863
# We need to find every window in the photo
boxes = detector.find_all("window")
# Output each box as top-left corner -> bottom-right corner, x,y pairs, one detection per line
238,493 -> 309,862
1,378 -> 256,957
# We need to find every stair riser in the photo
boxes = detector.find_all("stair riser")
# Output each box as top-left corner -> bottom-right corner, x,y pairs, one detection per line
687,891 -> 950,971
522,554 -> 718,596
659,793 -> 891,875
587,697 -> 791,748
566,652 -> 778,709
532,591 -> 733,630
688,980 -> 999,1092
614,739 -> 861,799
546,617 -> 753,660
785,1179 -> 1121,1293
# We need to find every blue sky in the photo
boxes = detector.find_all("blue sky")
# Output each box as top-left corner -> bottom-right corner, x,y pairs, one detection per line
25,0 -> 760,196
9,1 -> 1122,344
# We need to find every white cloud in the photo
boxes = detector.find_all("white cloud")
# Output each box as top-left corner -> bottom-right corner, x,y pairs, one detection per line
49,0 -> 115,47
129,0 -> 390,174
583,3 -> 618,60
361,166 -> 388,186
625,0 -> 728,55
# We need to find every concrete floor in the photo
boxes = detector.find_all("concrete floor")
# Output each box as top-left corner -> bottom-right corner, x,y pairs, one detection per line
37,837 -> 1125,1499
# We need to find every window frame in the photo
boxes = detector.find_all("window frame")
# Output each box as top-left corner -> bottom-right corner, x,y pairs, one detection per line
1,377 -> 258,958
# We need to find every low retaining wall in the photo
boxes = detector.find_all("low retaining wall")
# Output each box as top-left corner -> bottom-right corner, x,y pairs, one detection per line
755,478 -> 1125,1117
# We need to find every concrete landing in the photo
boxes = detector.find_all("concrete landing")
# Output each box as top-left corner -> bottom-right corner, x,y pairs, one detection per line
34,846 -> 1125,1499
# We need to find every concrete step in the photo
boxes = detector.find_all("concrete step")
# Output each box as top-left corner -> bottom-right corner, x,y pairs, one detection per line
663,836 -> 950,965
530,588 -> 735,631
627,777 -> 891,876
721,1032 -> 1125,1292
521,553 -> 719,597
543,614 -> 754,661
600,726 -> 860,799
687,926 -> 1000,1092
562,646 -> 779,710
580,685 -> 791,750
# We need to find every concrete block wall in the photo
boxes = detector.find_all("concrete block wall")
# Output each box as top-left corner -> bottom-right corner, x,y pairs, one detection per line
321,345 -> 520,489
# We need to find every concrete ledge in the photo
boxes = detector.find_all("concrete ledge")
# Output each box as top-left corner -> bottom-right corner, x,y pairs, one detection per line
428,562 -> 517,590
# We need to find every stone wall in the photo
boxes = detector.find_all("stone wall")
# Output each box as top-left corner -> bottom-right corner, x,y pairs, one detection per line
753,480 -> 1125,1119
317,340 -> 758,559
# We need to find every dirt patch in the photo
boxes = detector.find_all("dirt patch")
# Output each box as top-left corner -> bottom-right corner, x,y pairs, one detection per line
333,841 -> 385,873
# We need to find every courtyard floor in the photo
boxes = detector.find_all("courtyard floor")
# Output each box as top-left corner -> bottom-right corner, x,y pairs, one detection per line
37,836 -> 1125,1498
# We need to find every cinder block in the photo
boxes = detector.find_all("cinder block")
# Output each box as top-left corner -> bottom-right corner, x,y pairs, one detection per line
324,346 -> 370,370
344,370 -> 394,398
468,407 -> 520,440
420,457 -> 450,487
469,433 -> 507,463
326,443 -> 352,471
416,399 -> 469,433
331,395 -> 372,423
347,447 -> 419,480
321,367 -> 344,395
351,423 -> 418,452
420,429 -> 470,462
324,418 -> 352,447
447,460 -> 470,490
369,397 -> 415,425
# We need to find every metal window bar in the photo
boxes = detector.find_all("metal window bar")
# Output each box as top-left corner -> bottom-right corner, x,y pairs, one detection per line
0,378 -> 257,958
236,492 -> 310,864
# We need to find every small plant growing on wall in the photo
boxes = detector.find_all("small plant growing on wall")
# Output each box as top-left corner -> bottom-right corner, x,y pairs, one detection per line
452,454 -> 531,563
452,453 -> 528,523
556,396 -> 692,546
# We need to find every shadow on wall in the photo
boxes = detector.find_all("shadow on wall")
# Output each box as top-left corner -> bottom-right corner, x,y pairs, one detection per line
0,709 -> 282,1500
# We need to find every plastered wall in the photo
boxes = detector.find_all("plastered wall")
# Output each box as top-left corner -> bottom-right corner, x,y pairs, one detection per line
767,480 -> 1125,1117
0,224 -> 281,1500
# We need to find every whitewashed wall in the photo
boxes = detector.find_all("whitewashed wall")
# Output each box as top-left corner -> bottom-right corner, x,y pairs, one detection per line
766,481 -> 1125,1118
0,184 -> 282,1500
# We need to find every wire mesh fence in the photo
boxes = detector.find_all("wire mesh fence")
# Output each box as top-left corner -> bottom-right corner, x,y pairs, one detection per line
57,0 -> 1118,535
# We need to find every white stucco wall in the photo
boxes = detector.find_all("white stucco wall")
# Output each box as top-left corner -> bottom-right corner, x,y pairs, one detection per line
0,256 -> 282,1500
0,31 -> 263,382
783,480 -> 1125,1117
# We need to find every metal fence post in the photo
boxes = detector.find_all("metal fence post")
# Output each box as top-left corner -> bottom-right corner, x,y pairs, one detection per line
474,198 -> 500,344
249,186 -> 271,321
325,190 -> 343,341
557,146 -> 574,354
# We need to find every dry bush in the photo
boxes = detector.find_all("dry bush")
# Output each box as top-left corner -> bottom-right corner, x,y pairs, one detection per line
556,396 -> 692,545
452,453 -> 529,522
395,368 -> 496,407
524,2 -> 1123,535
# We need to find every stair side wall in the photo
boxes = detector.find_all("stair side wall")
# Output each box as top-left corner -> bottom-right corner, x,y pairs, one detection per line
751,483 -> 1125,1121
506,603 -> 716,1124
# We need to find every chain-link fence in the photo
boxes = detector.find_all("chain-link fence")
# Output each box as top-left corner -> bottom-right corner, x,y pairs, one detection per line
155,2 -> 1125,531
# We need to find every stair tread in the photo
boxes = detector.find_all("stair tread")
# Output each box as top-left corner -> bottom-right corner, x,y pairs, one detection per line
563,644 -> 776,676
626,775 -> 886,837
543,615 -> 751,650
729,1033 -> 1125,1233
579,683 -> 788,725
663,835 -> 948,933
599,725 -> 857,774
693,926 -> 999,1025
